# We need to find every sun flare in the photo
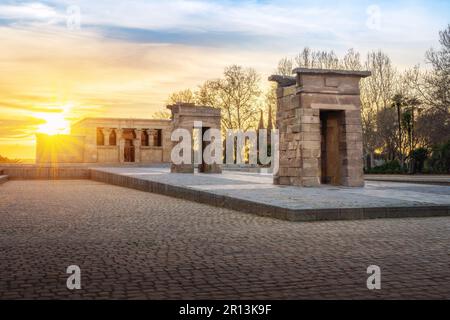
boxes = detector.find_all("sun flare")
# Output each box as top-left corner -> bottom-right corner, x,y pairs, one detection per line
36,113 -> 70,135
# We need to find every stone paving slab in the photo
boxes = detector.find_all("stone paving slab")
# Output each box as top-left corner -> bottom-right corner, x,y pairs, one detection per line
90,167 -> 450,222
365,174 -> 450,186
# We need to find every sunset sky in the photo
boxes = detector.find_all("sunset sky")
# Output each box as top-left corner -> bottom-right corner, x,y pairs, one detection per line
0,0 -> 449,159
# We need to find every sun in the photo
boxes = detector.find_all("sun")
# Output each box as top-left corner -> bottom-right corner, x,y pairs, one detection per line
37,113 -> 70,135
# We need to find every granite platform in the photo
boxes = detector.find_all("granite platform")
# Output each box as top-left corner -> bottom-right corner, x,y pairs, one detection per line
89,167 -> 450,222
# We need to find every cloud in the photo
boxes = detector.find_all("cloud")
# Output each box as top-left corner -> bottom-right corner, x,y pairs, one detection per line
0,116 -> 44,141
0,0 -> 448,158
1,1 -> 447,55
0,2 -> 57,19
0,1 -> 65,27
0,25 -> 281,118
1,1 -> 446,65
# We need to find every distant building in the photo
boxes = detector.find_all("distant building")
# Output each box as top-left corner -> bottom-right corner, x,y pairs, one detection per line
36,117 -> 172,164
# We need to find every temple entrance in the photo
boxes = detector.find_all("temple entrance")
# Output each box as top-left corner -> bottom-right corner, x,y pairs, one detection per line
124,139 -> 135,162
198,126 -> 210,173
168,103 -> 222,173
320,111 -> 343,185
122,129 -> 136,163
270,69 -> 369,187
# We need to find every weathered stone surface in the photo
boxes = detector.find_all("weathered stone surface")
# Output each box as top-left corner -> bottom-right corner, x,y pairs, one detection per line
293,67 -> 371,77
37,118 -> 172,164
267,74 -> 296,87
270,68 -> 369,187
168,103 -> 222,174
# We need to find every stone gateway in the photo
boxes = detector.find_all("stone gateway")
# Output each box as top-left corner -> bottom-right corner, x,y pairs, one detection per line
168,103 -> 222,174
269,68 -> 370,187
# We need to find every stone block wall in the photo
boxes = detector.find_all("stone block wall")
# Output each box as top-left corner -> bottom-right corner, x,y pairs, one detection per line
168,103 -> 222,174
273,84 -> 322,186
269,68 -> 370,187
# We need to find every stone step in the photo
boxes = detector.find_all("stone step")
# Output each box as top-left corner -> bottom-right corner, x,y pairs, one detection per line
0,175 -> 8,185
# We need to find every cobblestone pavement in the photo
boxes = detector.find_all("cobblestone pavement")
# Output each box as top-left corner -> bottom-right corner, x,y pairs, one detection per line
0,180 -> 449,299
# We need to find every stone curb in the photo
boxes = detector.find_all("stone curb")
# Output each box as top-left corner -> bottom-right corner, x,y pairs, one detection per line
365,177 -> 450,186
1,167 -> 90,180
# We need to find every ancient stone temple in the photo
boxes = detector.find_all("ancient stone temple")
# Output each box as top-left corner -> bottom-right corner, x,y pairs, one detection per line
36,118 -> 172,164
35,103 -> 223,168
269,68 -> 370,187
168,103 -> 222,174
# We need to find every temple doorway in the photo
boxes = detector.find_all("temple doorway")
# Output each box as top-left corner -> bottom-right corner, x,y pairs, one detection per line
198,126 -> 210,173
124,139 -> 135,162
122,129 -> 136,163
320,111 -> 343,185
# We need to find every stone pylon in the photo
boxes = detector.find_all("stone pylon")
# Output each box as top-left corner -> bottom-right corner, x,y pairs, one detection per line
269,68 -> 370,187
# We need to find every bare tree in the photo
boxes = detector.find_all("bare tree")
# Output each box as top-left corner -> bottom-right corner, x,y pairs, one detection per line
151,110 -> 171,119
415,25 -> 450,149
376,107 -> 398,161
361,51 -> 397,113
167,89 -> 196,105
196,65 -> 261,131
360,104 -> 378,168
404,26 -> 450,148
390,94 -> 409,167
276,57 -> 293,76
294,47 -> 340,69
277,47 -> 362,74
161,89 -> 197,120
359,51 -> 398,165
294,47 -> 312,68
265,83 -> 277,127
341,49 -> 362,70
424,24 -> 450,112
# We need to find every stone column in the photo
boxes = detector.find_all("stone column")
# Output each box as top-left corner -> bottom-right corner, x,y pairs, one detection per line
117,129 -> 125,163
103,128 -> 111,146
134,129 -> 142,163
147,129 -> 154,147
